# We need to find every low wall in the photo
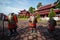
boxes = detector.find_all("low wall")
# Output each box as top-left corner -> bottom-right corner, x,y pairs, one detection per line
40,17 -> 60,21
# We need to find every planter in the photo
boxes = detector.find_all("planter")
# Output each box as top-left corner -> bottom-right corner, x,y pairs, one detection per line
48,19 -> 57,32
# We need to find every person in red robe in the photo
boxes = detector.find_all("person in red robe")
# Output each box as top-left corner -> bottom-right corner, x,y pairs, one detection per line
8,13 -> 18,36
28,14 -> 37,33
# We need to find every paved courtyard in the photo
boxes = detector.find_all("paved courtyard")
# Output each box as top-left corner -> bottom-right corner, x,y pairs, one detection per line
0,20 -> 60,40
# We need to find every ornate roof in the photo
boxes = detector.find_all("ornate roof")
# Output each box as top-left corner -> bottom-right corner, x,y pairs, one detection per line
38,3 -> 58,10
35,3 -> 60,15
39,9 -> 60,15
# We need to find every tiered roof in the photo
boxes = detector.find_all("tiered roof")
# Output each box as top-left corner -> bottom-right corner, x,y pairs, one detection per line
38,3 -> 58,10
36,3 -> 60,15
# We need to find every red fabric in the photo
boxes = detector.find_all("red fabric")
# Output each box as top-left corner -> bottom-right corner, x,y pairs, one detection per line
8,15 -> 18,29
13,15 -> 18,23
8,23 -> 16,29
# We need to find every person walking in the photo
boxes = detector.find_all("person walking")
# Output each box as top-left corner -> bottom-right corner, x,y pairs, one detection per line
48,18 -> 57,32
8,13 -> 18,36
28,14 -> 37,33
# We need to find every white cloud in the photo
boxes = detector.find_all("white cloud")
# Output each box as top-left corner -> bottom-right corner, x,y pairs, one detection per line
0,0 -> 12,5
0,0 -> 29,6
0,6 -> 22,15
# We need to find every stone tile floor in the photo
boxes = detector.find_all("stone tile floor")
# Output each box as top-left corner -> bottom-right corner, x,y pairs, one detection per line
0,20 -> 60,40
0,26 -> 60,40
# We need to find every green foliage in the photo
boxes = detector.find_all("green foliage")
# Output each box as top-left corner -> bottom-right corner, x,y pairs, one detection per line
29,7 -> 35,14
26,16 -> 30,18
37,3 -> 42,9
48,8 -> 56,19
56,2 -> 60,9
37,13 -> 40,18
54,0 -> 60,9
18,15 -> 29,19
54,0 -> 59,4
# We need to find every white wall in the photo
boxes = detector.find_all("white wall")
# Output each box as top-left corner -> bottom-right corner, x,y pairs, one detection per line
40,17 -> 60,21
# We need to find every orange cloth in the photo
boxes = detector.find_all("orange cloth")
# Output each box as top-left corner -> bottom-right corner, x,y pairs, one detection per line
29,22 -> 36,28
14,15 -> 18,23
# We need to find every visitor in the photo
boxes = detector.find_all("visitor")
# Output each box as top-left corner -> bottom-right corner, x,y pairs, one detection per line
48,18 -> 57,32
28,14 -> 37,33
8,13 -> 18,36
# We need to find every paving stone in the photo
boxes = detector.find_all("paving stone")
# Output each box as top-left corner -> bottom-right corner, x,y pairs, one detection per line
47,39 -> 51,40
20,39 -> 23,40
30,33 -> 37,36
28,35 -> 33,39
23,37 -> 28,40
21,34 -> 25,38
50,38 -> 55,40
33,39 -> 37,40
33,35 -> 37,38
38,38 -> 42,40
0,20 -> 60,40
14,35 -> 20,40
25,33 -> 29,37
37,33 -> 41,37
37,31 -> 40,34
42,36 -> 46,40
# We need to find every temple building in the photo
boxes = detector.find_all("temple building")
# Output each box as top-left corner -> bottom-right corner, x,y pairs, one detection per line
35,3 -> 60,17
18,9 -> 30,17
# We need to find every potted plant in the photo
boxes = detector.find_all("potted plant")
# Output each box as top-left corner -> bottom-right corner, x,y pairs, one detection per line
48,8 -> 57,32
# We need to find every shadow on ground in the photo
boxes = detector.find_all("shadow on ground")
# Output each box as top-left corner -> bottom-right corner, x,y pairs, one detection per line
0,26 -> 60,40
37,26 -> 60,40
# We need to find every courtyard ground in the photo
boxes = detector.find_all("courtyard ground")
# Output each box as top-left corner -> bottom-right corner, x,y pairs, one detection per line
0,19 -> 60,40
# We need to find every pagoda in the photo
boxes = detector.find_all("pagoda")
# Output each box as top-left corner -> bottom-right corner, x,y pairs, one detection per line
35,3 -> 60,17
18,9 -> 30,17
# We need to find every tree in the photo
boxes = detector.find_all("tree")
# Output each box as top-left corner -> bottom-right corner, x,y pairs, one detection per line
54,0 -> 60,4
29,7 -> 35,14
48,8 -> 56,19
36,12 -> 40,18
56,2 -> 60,9
54,0 -> 60,9
37,3 -> 42,9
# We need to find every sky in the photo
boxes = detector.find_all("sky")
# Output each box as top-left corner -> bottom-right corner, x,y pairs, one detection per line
0,0 -> 57,15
